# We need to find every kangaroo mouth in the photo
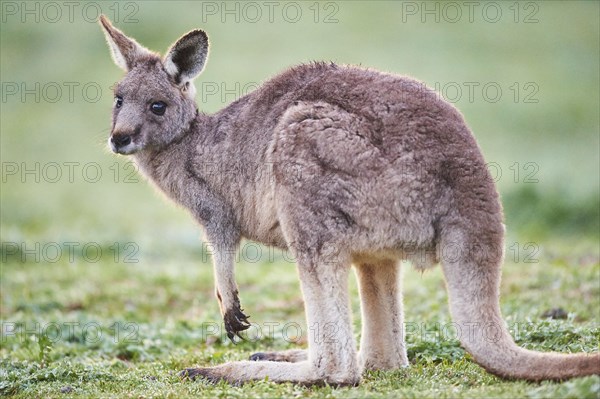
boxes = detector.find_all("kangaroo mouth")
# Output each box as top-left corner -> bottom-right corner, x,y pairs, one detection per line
108,136 -> 140,155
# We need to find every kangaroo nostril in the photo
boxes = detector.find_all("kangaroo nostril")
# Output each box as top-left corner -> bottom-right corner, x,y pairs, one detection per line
111,135 -> 131,147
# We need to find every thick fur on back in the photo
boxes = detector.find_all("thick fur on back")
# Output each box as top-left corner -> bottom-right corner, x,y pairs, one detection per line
100,16 -> 599,385
141,62 -> 495,251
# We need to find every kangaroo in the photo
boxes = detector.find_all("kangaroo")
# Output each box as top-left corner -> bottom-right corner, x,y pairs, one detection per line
99,15 -> 600,386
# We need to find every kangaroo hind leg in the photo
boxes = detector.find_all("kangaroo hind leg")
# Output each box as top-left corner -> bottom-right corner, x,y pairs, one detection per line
249,349 -> 307,363
355,259 -> 408,371
182,248 -> 359,386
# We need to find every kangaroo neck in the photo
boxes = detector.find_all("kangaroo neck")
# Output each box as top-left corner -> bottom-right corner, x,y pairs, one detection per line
131,112 -> 211,205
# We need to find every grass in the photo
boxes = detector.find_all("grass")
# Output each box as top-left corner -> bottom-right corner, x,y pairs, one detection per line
1,1 -> 599,398
1,238 -> 599,398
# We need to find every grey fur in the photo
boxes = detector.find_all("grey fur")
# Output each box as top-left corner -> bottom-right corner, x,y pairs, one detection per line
99,15 -> 600,385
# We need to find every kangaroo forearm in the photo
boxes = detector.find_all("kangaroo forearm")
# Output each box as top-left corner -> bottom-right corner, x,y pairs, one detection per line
209,244 -> 250,341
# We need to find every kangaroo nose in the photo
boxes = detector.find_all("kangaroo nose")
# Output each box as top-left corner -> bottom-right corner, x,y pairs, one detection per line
111,134 -> 131,147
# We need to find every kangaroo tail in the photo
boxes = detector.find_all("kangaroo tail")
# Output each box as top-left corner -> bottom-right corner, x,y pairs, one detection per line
440,228 -> 600,380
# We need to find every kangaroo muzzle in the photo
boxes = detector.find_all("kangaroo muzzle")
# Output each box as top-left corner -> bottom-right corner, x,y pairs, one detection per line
109,131 -> 137,154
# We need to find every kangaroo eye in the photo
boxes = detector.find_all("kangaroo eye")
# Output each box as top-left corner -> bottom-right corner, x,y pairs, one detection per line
115,96 -> 123,108
150,101 -> 167,116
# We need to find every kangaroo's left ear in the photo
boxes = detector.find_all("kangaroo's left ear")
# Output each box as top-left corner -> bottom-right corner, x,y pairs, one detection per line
99,14 -> 153,71
164,30 -> 209,88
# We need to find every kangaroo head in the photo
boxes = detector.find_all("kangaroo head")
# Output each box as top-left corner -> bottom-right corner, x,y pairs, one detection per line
99,15 -> 208,154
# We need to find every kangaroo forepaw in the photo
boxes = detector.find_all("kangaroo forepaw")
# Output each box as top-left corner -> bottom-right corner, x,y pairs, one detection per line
223,306 -> 251,342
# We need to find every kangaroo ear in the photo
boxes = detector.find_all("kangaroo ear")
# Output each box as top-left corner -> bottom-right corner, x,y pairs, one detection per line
163,30 -> 209,86
99,14 -> 152,71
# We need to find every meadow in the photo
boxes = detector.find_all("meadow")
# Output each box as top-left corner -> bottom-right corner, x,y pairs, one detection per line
1,1 -> 599,397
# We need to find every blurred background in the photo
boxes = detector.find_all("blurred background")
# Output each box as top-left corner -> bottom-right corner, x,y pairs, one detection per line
1,0 -> 598,367
2,1 -> 598,246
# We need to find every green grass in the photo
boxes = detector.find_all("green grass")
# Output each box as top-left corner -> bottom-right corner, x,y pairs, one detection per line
1,239 -> 599,398
1,1 -> 599,398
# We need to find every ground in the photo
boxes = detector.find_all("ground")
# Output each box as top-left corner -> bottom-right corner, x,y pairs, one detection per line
1,237 -> 599,398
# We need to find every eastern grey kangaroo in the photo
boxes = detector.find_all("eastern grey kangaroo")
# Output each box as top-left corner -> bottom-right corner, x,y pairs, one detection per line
99,15 -> 599,385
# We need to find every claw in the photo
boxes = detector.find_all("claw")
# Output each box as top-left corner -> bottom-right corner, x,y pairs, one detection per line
179,367 -> 223,384
223,304 -> 251,343
219,290 -> 251,342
